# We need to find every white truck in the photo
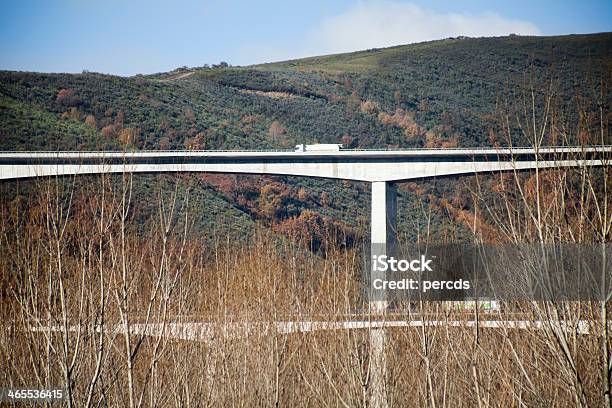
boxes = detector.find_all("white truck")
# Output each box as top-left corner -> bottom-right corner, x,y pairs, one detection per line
294,144 -> 343,152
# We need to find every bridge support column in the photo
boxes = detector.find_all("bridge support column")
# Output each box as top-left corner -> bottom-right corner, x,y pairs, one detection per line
369,181 -> 396,408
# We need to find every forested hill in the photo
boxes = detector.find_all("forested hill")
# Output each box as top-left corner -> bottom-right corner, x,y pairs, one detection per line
1,33 -> 611,152
1,33 -> 610,244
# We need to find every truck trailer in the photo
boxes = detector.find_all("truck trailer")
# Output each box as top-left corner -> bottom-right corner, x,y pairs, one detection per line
294,144 -> 343,152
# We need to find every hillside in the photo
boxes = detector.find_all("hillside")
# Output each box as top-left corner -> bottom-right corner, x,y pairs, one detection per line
1,33 -> 610,244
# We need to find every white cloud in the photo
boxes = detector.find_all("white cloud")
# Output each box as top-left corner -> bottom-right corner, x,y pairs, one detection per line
301,1 -> 541,57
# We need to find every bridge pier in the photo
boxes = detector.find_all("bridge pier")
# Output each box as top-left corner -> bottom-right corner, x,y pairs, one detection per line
369,181 -> 396,408
370,180 -> 397,310
371,181 -> 397,270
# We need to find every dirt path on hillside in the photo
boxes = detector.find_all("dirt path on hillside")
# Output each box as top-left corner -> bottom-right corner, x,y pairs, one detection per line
157,71 -> 195,82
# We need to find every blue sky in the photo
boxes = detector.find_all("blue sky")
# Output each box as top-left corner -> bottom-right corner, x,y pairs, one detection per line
1,0 -> 610,76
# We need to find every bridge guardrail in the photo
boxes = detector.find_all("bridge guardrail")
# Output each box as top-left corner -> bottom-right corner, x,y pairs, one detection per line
2,145 -> 611,154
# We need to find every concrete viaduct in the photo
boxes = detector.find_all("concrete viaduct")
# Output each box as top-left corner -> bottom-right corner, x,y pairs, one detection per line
1,146 -> 610,408
1,146 -> 609,263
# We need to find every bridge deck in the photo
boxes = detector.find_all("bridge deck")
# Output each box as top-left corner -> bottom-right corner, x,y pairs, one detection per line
0,146 -> 609,182
0,146 -> 608,160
